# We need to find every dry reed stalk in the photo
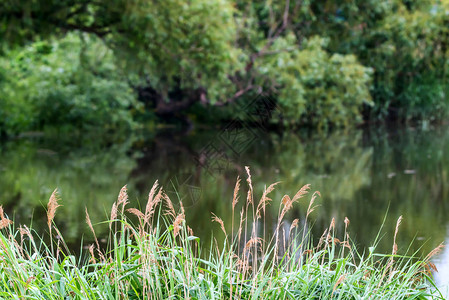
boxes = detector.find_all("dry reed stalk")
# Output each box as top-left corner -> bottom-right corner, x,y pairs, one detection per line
237,208 -> 245,239
173,203 -> 185,238
127,208 -> 145,221
12,237 -> 25,258
392,215 -> 403,256
187,225 -> 194,236
282,227 -> 287,260
230,175 -> 241,294
46,189 -> 60,231
85,207 -> 100,250
424,242 -> 444,262
245,167 -> 258,270
326,217 -> 336,242
321,219 -> 337,265
420,242 -> 445,276
18,225 -> 34,259
305,191 -> 320,220
278,195 -> 291,224
301,191 -> 320,249
378,215 -> 404,286
279,185 -> 310,224
148,189 -> 163,223
344,217 -> 350,229
329,217 -> 335,232
211,213 -> 227,236
332,274 -> 346,297
316,229 -> 328,250
18,225 -> 33,244
257,182 -> 280,257
292,184 -> 311,202
0,206 -> 12,229
243,237 -> 263,256
0,206 -> 6,220
25,276 -> 36,287
288,218 -> 299,238
164,193 -> 176,218
256,182 -> 280,219
273,195 -> 291,265
88,244 -> 96,264
274,185 -> 310,260
145,181 -> 159,215
230,175 -> 241,295
427,262 -> 438,272
232,176 -> 241,210
344,234 -> 351,250
245,166 -> 253,205
243,167 -> 254,268
236,208 -> 245,263
302,249 -> 313,259
109,202 -> 118,230
341,218 -> 350,257
117,185 -> 129,214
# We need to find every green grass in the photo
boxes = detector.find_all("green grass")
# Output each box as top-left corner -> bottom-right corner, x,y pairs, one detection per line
0,171 -> 444,299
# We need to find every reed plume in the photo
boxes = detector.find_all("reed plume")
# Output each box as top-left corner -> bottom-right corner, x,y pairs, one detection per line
110,202 -> 118,229
117,185 -> 129,214
424,242 -> 444,262
173,202 -> 185,238
85,207 -> 100,250
256,182 -> 280,219
344,217 -> 350,228
127,208 -> 145,221
0,206 -> 12,230
145,181 -> 162,225
292,184 -> 311,202
306,191 -> 320,220
392,215 -> 403,256
279,184 -> 310,223
88,244 -> 96,264
288,218 -> 299,238
232,176 -> 241,210
18,225 -> 33,244
212,213 -> 226,236
164,193 -> 176,218
245,166 -> 253,205
47,189 -> 60,231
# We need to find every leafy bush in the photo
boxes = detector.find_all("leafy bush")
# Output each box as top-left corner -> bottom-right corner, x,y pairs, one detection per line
0,34 -> 141,136
258,35 -> 372,128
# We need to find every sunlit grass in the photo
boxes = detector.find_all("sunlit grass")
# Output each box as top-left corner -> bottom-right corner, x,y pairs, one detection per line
0,168 -> 444,299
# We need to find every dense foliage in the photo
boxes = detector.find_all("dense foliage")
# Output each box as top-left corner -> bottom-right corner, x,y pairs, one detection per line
1,0 -> 448,135
0,34 -> 140,136
0,182 -> 443,299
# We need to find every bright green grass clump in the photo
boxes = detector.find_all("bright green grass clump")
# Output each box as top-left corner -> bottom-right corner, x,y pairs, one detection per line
0,171 -> 444,299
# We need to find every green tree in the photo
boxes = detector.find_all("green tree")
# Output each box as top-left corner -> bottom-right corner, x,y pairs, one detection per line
9,0 -> 436,132
299,0 -> 449,122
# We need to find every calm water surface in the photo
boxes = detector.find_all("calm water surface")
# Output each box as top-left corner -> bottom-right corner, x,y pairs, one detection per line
1,125 -> 448,293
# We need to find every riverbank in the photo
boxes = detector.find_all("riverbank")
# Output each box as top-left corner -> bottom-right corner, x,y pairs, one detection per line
0,178 -> 443,299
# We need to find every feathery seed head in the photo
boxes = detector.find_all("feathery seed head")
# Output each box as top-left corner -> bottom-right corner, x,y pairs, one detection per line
47,189 -> 60,229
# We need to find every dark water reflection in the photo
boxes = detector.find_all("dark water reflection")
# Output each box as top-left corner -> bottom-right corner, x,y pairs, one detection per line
0,126 -> 448,292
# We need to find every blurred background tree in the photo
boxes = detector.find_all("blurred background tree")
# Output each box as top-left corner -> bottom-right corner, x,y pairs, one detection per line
1,0 -> 448,136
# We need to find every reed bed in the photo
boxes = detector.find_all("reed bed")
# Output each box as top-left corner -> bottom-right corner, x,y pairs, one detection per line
0,168 -> 444,299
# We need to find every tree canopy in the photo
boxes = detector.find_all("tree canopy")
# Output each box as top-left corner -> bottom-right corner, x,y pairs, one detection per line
1,0 -> 448,135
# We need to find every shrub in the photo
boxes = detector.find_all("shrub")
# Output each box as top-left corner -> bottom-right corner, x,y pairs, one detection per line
0,34 -> 141,136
